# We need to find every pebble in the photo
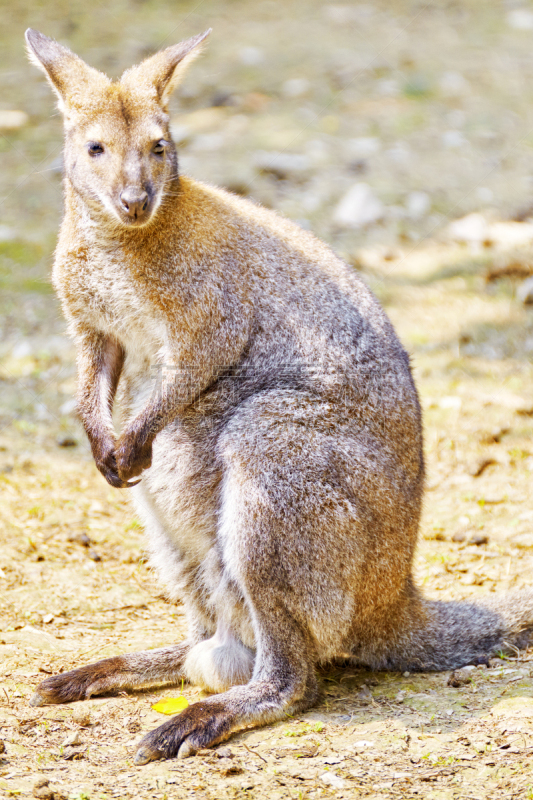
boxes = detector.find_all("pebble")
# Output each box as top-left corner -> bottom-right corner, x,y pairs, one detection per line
333,183 -> 384,228
239,46 -> 264,66
406,190 -> 430,220
282,78 -> 310,98
72,709 -> 92,727
448,667 -> 475,687
320,772 -> 347,789
442,130 -> 467,148
252,151 -> 311,180
344,137 -> 381,160
56,435 -> 77,448
0,110 -> 28,129
59,398 -> 77,415
32,777 -> 68,800
448,213 -> 490,246
356,684 -> 374,705
517,275 -> 533,305
61,731 -> 82,747
470,533 -> 489,546
439,71 -> 470,97
507,9 -> 533,30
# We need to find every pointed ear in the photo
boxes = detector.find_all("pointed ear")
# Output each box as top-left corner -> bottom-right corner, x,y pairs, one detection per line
25,29 -> 110,112
121,30 -> 211,110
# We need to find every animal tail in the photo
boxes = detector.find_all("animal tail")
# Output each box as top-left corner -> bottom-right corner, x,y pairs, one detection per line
358,587 -> 533,672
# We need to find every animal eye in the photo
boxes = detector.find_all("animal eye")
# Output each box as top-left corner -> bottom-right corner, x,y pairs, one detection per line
87,142 -> 104,156
152,140 -> 166,156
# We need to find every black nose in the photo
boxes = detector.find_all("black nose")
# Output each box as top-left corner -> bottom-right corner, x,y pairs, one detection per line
120,189 -> 149,220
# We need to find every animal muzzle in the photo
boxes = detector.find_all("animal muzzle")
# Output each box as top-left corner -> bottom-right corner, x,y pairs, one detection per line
119,188 -> 151,223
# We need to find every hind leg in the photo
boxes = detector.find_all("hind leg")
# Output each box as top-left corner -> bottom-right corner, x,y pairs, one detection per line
30,640 -> 194,706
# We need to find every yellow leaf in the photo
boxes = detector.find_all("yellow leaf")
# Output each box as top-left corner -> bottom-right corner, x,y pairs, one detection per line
151,696 -> 189,715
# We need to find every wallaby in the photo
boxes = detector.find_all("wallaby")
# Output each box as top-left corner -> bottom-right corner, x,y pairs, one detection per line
26,28 -> 533,765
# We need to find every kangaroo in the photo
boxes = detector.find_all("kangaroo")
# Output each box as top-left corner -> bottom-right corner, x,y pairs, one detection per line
26,28 -> 533,765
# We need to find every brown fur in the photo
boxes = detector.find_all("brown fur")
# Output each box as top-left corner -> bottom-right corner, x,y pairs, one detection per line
26,28 -> 533,764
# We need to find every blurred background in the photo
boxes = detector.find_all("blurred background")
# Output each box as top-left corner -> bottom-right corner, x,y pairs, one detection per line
3,0 -> 533,437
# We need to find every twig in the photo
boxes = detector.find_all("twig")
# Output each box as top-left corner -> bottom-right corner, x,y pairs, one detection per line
243,743 -> 267,764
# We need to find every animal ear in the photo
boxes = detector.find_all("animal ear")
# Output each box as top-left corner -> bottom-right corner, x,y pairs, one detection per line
25,29 -> 109,112
121,30 -> 211,109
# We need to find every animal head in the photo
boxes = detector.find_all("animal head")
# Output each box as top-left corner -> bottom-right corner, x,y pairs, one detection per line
25,28 -> 210,228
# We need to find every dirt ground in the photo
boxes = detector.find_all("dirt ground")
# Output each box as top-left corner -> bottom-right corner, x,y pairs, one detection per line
1,2 -> 533,799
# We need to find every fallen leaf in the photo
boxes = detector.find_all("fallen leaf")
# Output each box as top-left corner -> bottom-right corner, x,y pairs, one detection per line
152,696 -> 189,715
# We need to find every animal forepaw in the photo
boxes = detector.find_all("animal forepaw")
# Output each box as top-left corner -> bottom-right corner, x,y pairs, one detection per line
116,428 -> 153,481
92,438 -> 139,488
134,700 -> 232,764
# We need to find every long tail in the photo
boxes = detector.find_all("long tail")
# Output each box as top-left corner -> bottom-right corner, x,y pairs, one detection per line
356,588 -> 533,672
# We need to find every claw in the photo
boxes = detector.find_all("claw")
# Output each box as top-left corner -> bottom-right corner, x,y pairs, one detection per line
134,744 -> 163,765
177,740 -> 196,759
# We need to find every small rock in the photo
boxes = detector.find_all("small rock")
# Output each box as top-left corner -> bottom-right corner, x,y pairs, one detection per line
345,137 -> 381,160
88,549 -> 101,562
320,772 -> 347,789
216,746 -> 234,759
62,731 -> 82,747
333,183 -> 384,229
33,778 -> 67,800
239,46 -> 264,66
507,9 -> 533,30
42,614 -> 54,624
72,709 -> 92,727
470,533 -> 489,546
33,787 -> 53,800
0,110 -> 29,129
62,745 -> 86,760
59,398 -> 77,416
448,667 -> 475,687
252,151 -> 311,180
452,531 -> 467,543
56,435 -> 77,448
351,739 -> 374,751
69,532 -> 91,547
282,78 -> 310,98
0,225 -> 17,241
442,130 -> 467,149
406,191 -> 430,220
439,395 -> 462,410
439,71 -> 470,97
448,213 -> 491,246
517,276 -> 533,305
356,684 -> 373,705
220,763 -> 244,776
479,426 -> 509,444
